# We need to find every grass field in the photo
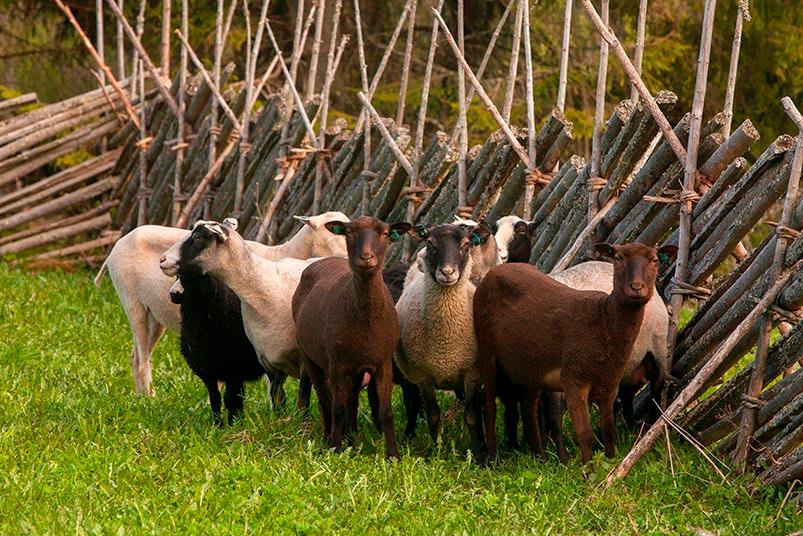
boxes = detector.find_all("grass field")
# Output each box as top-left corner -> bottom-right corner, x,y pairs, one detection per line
0,265 -> 798,534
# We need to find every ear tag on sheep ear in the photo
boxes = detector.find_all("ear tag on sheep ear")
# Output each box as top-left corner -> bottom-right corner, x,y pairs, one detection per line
658,252 -> 670,264
414,224 -> 429,238
331,224 -> 346,235
470,233 -> 482,247
389,229 -> 401,242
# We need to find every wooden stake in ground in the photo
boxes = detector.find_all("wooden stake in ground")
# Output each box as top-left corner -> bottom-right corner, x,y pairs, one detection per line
55,0 -> 141,130
116,0 -> 125,79
502,0 -> 524,124
205,0 -> 226,218
732,96 -> 803,467
96,0 -> 105,87
396,0 -> 418,127
456,0 -> 468,213
666,0 -> 717,355
521,0 -> 538,220
172,0 -> 188,225
135,0 -> 148,227
556,0 -> 572,111
305,0 -> 326,100
353,0 -> 372,214
588,0 -> 609,219
722,0 -> 750,137
631,0 -> 648,102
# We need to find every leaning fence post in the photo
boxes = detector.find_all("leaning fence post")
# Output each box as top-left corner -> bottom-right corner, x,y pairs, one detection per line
556,0 -> 572,112
521,0 -> 538,220
722,0 -> 750,137
588,0 -> 609,220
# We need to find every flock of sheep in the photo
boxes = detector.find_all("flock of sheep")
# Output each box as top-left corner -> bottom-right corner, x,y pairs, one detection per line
96,211 -> 675,465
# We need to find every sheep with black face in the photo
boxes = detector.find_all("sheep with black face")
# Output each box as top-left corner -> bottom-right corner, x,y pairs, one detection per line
395,222 -> 493,459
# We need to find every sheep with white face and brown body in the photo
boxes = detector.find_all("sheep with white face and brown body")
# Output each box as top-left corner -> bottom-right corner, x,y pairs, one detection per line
292,216 -> 412,459
474,242 -> 677,464
395,222 -> 495,460
96,212 -> 349,395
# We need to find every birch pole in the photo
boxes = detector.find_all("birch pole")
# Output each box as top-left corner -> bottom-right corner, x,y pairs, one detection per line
353,0 -> 413,134
96,0 -> 105,87
160,0 -> 171,78
732,96 -> 803,467
305,0 -> 326,100
722,1 -> 750,137
667,0 -> 717,354
630,0 -> 648,103
205,0 -> 225,218
116,0 -> 125,79
396,0 -> 418,127
171,0 -> 188,224
433,8 -> 529,167
521,0 -> 538,220
456,0 -> 468,213
313,0 -> 344,214
353,0 -> 373,214
556,0 -> 572,111
588,0 -> 609,219
135,0 -> 148,226
234,0 -> 271,216
502,0 -> 524,123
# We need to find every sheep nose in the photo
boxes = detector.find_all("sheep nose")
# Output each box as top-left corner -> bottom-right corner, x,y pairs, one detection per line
440,266 -> 455,276
359,252 -> 375,261
630,282 -> 645,292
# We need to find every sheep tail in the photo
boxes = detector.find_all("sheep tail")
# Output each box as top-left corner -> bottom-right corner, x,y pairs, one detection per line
93,258 -> 108,287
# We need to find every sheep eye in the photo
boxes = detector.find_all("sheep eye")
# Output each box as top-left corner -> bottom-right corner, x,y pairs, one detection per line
614,255 -> 622,262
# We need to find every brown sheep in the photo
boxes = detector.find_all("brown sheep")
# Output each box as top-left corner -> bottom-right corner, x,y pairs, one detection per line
292,216 -> 411,459
473,242 -> 676,463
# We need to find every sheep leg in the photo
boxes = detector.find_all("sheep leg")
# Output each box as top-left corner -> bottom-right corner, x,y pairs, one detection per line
599,395 -> 618,458
345,374 -> 362,443
203,378 -> 223,426
329,376 -> 350,452
618,385 -> 638,428
370,361 -> 400,460
303,358 -> 332,442
481,374 -> 498,462
265,367 -> 288,412
522,389 -> 545,459
401,380 -> 421,439
464,383 -> 486,464
543,392 -> 568,464
565,384 -> 593,463
296,372 -> 312,414
367,377 -> 381,433
420,384 -> 441,445
121,299 -> 154,395
139,314 -> 165,395
224,380 -> 245,425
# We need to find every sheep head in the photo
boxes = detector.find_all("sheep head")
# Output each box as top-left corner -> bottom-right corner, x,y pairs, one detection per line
324,216 -> 411,277
593,242 -> 678,305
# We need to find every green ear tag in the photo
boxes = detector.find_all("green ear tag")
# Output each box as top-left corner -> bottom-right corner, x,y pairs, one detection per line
389,229 -> 401,242
470,233 -> 482,246
332,224 -> 346,235
658,252 -> 669,264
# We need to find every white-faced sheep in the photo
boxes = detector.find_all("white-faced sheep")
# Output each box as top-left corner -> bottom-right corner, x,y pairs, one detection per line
95,212 -> 348,395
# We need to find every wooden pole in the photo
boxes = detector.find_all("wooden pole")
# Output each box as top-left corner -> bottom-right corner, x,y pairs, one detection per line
578,0 -> 686,164
631,0 -> 648,102
502,0 -> 523,123
588,0 -> 609,219
556,0 -> 572,111
433,8 -> 530,167
96,0 -> 106,87
456,0 -> 468,212
135,0 -> 148,226
105,0 -> 186,126
396,0 -> 418,127
605,262 -> 802,485
732,96 -> 803,467
54,0 -> 141,130
353,0 -> 372,214
722,1 -> 749,137
116,0 -> 126,79
160,0 -> 171,78
313,0 -> 343,213
521,0 -> 538,220
206,0 -> 225,218
666,0 -> 717,355
305,0 -> 326,100
171,0 -> 188,224
353,0 -> 413,134
357,92 -> 414,176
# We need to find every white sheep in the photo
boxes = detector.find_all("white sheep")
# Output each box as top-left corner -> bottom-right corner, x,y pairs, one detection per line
95,212 -> 348,394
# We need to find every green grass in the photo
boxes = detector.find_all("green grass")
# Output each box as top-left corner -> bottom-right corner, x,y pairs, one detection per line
0,266 -> 797,534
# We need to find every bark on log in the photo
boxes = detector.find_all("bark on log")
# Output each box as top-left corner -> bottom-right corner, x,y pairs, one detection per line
0,213 -> 112,256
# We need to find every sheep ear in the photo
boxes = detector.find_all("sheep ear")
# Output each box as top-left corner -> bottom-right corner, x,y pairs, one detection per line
409,224 -> 429,241
389,222 -> 412,242
222,217 -> 238,231
593,242 -> 616,260
527,217 -> 542,234
471,221 -> 492,246
324,221 -> 348,235
657,244 -> 679,264
203,223 -> 228,242
415,249 -> 427,272
293,215 -> 314,228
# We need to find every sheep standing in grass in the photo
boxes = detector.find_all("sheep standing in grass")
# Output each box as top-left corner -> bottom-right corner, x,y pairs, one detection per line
96,212 -> 348,395
395,223 -> 494,460
475,242 -> 676,463
293,216 -> 411,459
168,221 -> 266,424
159,218 -> 334,411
